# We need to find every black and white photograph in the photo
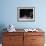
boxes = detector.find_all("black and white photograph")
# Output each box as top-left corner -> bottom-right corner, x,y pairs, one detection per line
17,7 -> 35,22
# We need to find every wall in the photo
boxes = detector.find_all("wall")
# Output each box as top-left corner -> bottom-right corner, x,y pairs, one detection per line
0,0 -> 46,43
0,0 -> 46,29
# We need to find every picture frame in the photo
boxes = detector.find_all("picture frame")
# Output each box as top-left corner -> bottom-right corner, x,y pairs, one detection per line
17,7 -> 35,22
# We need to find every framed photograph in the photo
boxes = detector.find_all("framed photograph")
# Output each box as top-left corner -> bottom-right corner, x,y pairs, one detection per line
17,7 -> 35,22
